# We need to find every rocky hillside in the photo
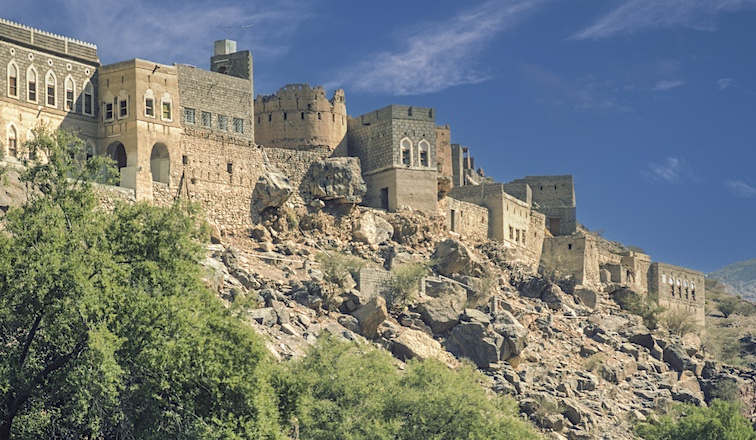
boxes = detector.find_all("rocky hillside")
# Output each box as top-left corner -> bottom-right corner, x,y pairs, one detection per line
201,203 -> 756,440
710,259 -> 756,301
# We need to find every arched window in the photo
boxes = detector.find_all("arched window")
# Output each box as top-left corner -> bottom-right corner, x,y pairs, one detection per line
400,138 -> 412,166
144,89 -> 155,117
82,80 -> 94,116
117,90 -> 129,118
27,66 -> 37,102
45,70 -> 56,107
7,61 -> 18,98
65,76 -> 75,111
418,139 -> 430,167
7,125 -> 18,157
161,93 -> 173,121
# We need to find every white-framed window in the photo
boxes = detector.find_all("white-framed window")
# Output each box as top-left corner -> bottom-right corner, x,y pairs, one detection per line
400,137 -> 412,166
82,80 -> 94,116
7,124 -> 18,157
7,61 -> 18,98
184,107 -> 196,124
201,111 -> 211,128
233,117 -> 243,133
161,93 -> 173,121
144,89 -> 155,117
45,70 -> 56,107
418,139 -> 430,167
65,76 -> 75,111
27,66 -> 38,103
117,91 -> 128,118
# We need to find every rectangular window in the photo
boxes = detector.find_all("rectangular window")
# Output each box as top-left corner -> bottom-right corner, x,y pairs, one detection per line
401,149 -> 410,165
218,115 -> 228,131
233,117 -> 244,133
28,80 -> 36,102
9,76 -> 17,97
145,98 -> 154,117
201,111 -> 211,127
419,151 -> 428,167
162,102 -> 172,120
84,92 -> 93,115
184,108 -> 195,124
105,102 -> 114,120
66,90 -> 74,111
8,138 -> 16,157
47,85 -> 55,106
119,99 -> 128,117
509,226 -> 514,240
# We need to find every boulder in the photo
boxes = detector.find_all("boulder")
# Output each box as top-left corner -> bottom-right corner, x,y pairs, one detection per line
252,171 -> 294,212
391,328 -> 447,361
573,286 -> 598,310
309,157 -> 366,203
437,175 -> 453,197
518,277 -> 550,299
353,211 -> 394,245
351,296 -> 388,339
416,287 -> 466,334
540,283 -> 565,310
663,343 -> 696,372
493,311 -> 528,361
431,239 -> 483,277
248,307 -> 277,327
446,321 -> 503,369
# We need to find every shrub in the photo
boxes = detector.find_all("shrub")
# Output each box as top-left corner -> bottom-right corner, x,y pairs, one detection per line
316,251 -> 365,288
385,262 -> 430,310
613,290 -> 665,330
662,308 -> 702,338
635,400 -> 756,440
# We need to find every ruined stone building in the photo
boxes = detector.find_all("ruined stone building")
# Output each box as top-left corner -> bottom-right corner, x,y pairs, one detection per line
0,17 -> 705,316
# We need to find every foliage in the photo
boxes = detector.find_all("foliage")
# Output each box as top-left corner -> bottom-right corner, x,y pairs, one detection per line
635,400 -> 756,440
613,290 -> 665,330
0,128 -> 283,439
662,308 -> 702,338
385,262 -> 431,310
316,251 -> 366,288
718,297 -> 740,318
705,327 -> 745,366
281,336 -> 540,440
583,353 -> 606,372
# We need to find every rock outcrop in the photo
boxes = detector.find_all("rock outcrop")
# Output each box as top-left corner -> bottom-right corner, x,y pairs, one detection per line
309,157 -> 366,203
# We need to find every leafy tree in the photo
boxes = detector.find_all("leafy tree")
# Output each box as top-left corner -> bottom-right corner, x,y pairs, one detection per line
0,128 -> 282,439
284,336 -> 540,440
636,400 -> 756,440
718,297 -> 740,318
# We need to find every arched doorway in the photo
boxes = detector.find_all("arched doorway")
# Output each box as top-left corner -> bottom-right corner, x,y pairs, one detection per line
150,143 -> 170,184
106,142 -> 128,187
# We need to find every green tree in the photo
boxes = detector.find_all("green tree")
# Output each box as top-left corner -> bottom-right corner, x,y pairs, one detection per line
636,400 -> 756,440
0,128 -> 282,439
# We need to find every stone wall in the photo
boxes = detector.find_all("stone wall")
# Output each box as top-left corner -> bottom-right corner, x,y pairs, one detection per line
363,168 -> 438,212
649,262 -> 706,326
441,197 -> 489,242
264,146 -> 333,205
357,267 -> 395,300
509,175 -> 576,236
255,84 -> 346,153
541,235 -> 601,287
0,18 -> 99,64
436,125 -> 452,180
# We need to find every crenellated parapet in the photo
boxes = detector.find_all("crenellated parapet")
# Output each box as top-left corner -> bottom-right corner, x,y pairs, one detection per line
254,83 -> 347,153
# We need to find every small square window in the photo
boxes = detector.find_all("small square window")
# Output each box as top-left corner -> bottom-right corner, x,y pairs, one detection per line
201,111 -> 211,127
185,108 -> 196,124
218,115 -> 228,131
233,117 -> 244,133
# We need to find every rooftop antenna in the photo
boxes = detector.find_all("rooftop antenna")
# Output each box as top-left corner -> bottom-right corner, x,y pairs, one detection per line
217,23 -> 253,39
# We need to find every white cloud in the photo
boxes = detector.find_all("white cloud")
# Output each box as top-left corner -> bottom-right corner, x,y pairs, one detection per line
334,0 -> 545,96
54,0 -> 313,66
573,0 -> 756,40
642,157 -> 687,183
652,80 -> 685,91
718,78 -> 735,91
725,180 -> 756,198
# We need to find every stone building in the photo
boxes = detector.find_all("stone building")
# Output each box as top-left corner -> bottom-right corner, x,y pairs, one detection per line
254,84 -> 347,155
347,105 -> 438,212
0,18 -> 99,160
509,175 -> 576,236
649,262 -> 706,326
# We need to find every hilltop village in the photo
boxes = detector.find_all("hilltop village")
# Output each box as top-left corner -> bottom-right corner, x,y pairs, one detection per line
0,18 -> 704,325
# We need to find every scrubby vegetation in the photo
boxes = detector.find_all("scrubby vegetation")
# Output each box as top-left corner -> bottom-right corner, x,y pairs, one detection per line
635,400 -> 756,440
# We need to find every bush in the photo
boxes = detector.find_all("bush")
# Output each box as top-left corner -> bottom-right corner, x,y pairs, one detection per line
316,251 -> 365,288
635,399 -> 756,440
613,289 -> 665,330
282,337 -> 540,440
385,262 -> 430,310
662,308 -> 702,338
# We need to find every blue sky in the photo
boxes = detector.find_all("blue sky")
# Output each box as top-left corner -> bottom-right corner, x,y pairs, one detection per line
6,0 -> 756,273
